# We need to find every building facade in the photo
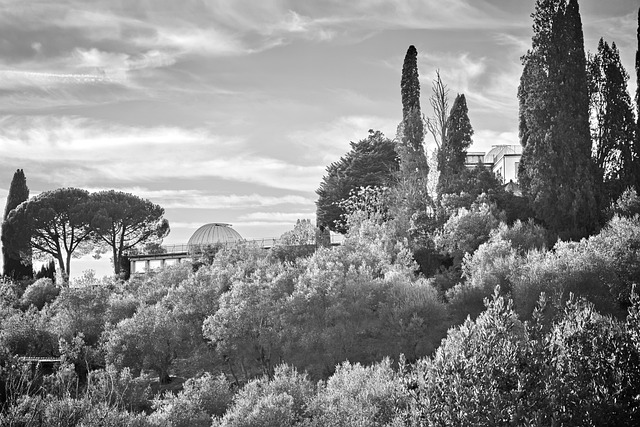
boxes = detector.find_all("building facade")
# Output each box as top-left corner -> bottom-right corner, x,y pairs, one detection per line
465,145 -> 522,185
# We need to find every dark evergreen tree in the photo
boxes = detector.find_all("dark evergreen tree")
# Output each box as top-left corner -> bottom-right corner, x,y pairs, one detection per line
518,0 -> 598,240
316,130 -> 398,232
394,45 -> 433,247
401,45 -> 421,123
635,7 -> 640,191
2,169 -> 32,280
398,45 -> 428,179
588,39 -> 636,202
437,94 -> 473,195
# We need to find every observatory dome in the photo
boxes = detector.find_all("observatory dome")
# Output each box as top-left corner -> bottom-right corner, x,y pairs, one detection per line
187,223 -> 243,250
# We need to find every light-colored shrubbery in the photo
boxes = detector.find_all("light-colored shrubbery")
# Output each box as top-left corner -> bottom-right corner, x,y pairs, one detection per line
214,365 -> 313,427
20,277 -> 59,310
306,359 -> 407,427
149,372 -> 233,427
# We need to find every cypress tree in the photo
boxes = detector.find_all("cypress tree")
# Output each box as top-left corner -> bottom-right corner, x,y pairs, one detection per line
401,45 -> 421,123
588,39 -> 636,202
635,8 -> 640,191
437,93 -> 473,195
397,44 -> 429,197
2,169 -> 32,279
519,0 -> 598,240
399,45 -> 426,159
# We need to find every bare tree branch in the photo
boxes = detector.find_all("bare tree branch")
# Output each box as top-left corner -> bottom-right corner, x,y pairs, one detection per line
425,70 -> 450,150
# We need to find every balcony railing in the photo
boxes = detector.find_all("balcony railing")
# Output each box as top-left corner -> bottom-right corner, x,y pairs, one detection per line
127,235 -> 344,257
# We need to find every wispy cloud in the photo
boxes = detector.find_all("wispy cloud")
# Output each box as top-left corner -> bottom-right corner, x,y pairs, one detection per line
288,115 -> 399,166
472,130 -> 520,152
77,187 -> 313,210
0,115 -> 323,192
237,211 -> 315,222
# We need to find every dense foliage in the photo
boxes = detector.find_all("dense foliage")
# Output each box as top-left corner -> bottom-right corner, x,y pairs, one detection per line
519,0 -> 599,240
1,169 -> 32,280
1,208 -> 639,424
437,93 -> 473,196
3,4 -> 640,425
588,38 -> 637,203
315,130 -> 398,232
89,190 -> 170,277
3,188 -> 170,284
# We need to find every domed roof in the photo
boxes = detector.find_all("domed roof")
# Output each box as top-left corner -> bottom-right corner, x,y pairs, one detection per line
187,223 -> 243,249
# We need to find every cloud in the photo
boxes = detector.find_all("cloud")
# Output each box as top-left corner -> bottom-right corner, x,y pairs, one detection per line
81,187 -> 314,210
288,115 -> 400,165
418,51 -> 488,95
237,211 -> 315,222
472,130 -> 520,152
0,115 -> 323,192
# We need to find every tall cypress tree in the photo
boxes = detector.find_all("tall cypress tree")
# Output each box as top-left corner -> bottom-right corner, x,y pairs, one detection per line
635,7 -> 640,191
2,169 -> 32,279
437,93 -> 473,195
519,0 -> 598,240
397,45 -> 429,190
401,45 -> 421,123
588,39 -> 636,201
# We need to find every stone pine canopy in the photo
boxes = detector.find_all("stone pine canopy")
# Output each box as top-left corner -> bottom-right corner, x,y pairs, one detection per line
187,223 -> 243,251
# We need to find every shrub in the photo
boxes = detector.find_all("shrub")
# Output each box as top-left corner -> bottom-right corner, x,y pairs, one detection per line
0,306 -> 58,356
446,239 -> 520,321
307,359 -> 407,427
543,297 -> 640,426
50,285 -> 110,347
404,291 -> 533,426
86,365 -> 152,413
403,292 -> 640,426
214,365 -> 313,427
489,219 -> 548,254
149,373 -> 233,427
512,241 -> 618,319
434,203 -> 500,266
20,278 -> 59,310
587,215 -> 640,306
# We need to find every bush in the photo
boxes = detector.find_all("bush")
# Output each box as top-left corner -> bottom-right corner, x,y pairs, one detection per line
434,203 -> 500,266
512,241 -> 618,319
0,395 -> 150,427
379,275 -> 448,361
86,365 -> 152,413
403,291 -> 640,426
447,238 -> 520,321
50,285 -> 110,347
0,306 -> 58,356
20,278 -> 59,310
149,373 -> 233,427
307,359 -> 407,427
489,219 -> 548,254
404,291 -> 533,426
214,365 -> 313,427
543,297 -> 640,426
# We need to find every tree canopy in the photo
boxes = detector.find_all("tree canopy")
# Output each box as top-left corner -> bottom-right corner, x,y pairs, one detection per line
518,0 -> 598,240
88,190 -> 169,277
588,38 -> 637,202
4,187 -> 92,284
316,130 -> 397,232
437,93 -> 473,196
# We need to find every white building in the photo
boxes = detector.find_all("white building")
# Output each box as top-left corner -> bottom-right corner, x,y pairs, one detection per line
465,145 -> 522,185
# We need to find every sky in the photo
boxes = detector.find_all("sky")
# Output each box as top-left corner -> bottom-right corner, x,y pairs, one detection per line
0,0 -> 638,279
